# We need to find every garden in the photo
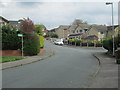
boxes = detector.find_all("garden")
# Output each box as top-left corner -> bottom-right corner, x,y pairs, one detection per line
1,18 -> 45,62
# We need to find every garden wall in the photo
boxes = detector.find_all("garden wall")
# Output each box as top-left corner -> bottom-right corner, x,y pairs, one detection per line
0,48 -> 43,56
0,50 -> 22,56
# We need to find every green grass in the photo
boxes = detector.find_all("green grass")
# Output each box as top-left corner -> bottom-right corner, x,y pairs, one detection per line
0,56 -> 27,63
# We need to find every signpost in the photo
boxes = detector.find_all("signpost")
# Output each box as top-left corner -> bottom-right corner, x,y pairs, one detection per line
18,34 -> 23,57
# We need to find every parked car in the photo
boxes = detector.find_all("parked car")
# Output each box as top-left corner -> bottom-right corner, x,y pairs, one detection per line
54,39 -> 64,45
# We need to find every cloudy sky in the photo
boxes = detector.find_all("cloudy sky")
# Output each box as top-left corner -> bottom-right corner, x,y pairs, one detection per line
0,0 -> 119,29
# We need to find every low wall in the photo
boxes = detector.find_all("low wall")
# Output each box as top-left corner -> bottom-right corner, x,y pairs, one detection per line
0,49 -> 43,56
0,50 -> 22,56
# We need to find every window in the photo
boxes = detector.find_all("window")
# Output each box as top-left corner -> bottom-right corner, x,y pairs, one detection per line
101,32 -> 104,34
80,30 -> 82,32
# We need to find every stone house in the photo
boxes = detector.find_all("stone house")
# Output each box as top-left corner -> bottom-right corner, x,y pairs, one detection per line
55,25 -> 69,39
0,16 -> 9,27
106,25 -> 119,38
68,24 -> 91,39
82,25 -> 107,41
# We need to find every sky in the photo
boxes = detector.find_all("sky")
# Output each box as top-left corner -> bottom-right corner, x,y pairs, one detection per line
0,0 -> 119,30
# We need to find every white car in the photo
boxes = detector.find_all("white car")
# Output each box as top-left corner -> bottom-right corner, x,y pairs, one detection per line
54,39 -> 64,45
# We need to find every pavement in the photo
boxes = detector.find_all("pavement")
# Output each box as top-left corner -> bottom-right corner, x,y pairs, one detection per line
87,52 -> 119,88
0,47 -> 54,70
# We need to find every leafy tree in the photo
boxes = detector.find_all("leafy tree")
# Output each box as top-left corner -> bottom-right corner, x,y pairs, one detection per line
20,18 -> 41,56
35,25 -> 46,36
20,18 -> 35,33
72,19 -> 88,25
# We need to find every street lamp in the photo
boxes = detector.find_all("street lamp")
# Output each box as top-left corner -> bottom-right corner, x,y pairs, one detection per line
106,2 -> 115,56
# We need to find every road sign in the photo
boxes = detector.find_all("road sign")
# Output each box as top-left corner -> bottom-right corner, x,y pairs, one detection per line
18,34 -> 23,37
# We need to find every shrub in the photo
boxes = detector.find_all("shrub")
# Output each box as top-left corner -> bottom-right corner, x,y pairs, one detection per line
39,35 -> 44,48
50,33 -> 58,38
35,25 -> 46,36
23,33 -> 40,56
20,18 -> 35,33
2,25 -> 21,50
103,38 -> 118,52
74,39 -> 81,43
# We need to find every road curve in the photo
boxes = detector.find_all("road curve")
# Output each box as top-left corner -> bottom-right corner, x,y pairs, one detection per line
2,40 -> 105,88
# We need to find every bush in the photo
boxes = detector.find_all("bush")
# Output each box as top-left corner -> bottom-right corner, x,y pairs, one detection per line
74,39 -> 81,43
2,25 -> 21,50
39,35 -> 44,48
103,38 -> 118,52
23,33 -> 40,56
50,33 -> 58,38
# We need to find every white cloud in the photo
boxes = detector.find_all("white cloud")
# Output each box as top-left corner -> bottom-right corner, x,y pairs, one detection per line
0,0 -> 119,2
0,2 -> 118,29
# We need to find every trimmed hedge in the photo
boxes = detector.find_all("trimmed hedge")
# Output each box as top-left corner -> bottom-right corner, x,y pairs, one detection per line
23,33 -> 40,56
103,38 -> 118,52
39,35 -> 44,48
2,25 -> 21,50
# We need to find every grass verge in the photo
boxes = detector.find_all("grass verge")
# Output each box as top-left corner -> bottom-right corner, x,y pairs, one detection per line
0,56 -> 27,63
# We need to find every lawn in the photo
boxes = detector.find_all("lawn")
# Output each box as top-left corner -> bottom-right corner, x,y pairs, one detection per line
0,56 -> 27,63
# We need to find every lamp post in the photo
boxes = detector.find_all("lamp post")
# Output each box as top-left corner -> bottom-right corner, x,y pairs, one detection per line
106,2 -> 115,56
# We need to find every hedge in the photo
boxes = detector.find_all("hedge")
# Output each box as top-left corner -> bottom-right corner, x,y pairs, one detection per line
2,25 -> 21,50
39,35 -> 44,48
23,33 -> 40,56
103,38 -> 118,52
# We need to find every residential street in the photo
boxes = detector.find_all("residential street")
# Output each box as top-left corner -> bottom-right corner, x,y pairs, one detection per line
2,40 -> 106,88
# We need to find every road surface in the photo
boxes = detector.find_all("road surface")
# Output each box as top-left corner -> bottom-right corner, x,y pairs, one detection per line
2,40 -> 106,88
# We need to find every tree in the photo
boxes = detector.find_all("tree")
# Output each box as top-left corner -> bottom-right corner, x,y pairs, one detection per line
72,19 -> 88,25
20,18 -> 35,33
35,25 -> 46,36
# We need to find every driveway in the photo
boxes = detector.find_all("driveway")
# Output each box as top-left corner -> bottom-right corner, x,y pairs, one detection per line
2,40 -> 106,88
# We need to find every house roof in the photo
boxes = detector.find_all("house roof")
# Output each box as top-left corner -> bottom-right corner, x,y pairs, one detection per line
84,35 -> 98,40
91,25 -> 107,32
79,24 -> 91,29
107,25 -> 119,31
9,21 -> 20,25
58,25 -> 70,30
75,24 -> 91,31
55,25 -> 70,31
68,25 -> 78,31
0,16 -> 9,23
69,33 -> 83,36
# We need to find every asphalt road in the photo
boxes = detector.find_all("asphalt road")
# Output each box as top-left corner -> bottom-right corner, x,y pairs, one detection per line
2,40 -> 106,88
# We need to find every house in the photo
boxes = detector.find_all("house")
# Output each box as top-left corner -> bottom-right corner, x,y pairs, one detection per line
114,26 -> 120,37
106,25 -> 119,38
48,28 -> 56,35
55,25 -> 69,39
68,24 -> 91,39
0,16 -> 9,27
82,25 -> 107,41
9,20 -> 21,29
43,30 -> 48,36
